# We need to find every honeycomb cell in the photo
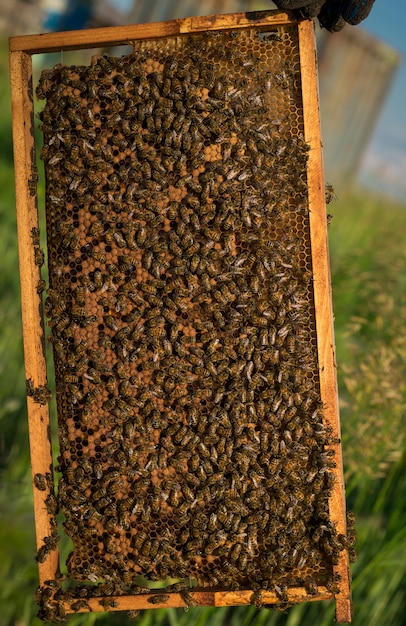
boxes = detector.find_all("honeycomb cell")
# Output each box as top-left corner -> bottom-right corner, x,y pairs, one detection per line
37,24 -> 345,597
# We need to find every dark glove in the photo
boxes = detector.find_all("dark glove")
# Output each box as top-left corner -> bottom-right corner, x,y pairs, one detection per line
273,0 -> 375,32
341,0 -> 375,24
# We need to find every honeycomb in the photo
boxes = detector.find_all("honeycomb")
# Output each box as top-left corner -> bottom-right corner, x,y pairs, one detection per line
36,25 -> 347,606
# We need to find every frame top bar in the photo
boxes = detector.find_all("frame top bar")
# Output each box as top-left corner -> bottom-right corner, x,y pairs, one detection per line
9,10 -> 293,55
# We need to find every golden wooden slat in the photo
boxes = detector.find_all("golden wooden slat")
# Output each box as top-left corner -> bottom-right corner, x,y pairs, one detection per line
57,585 -> 335,613
298,19 -> 352,623
9,10 -> 292,53
9,49 -> 60,587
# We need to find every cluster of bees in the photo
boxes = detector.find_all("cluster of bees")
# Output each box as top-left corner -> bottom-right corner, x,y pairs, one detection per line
35,27 -> 349,616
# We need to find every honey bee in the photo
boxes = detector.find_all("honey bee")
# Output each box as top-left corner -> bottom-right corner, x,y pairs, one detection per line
90,248 -> 107,263
325,577 -> 340,594
166,202 -> 179,221
179,588 -> 198,608
29,382 -> 52,406
33,246 -> 45,267
37,533 -> 59,563
33,473 -> 48,491
113,231 -> 127,248
250,589 -> 263,608
148,594 -> 170,605
131,530 -> 148,550
95,579 -> 116,597
65,595 -> 90,612
325,183 -> 337,204
103,314 -> 118,331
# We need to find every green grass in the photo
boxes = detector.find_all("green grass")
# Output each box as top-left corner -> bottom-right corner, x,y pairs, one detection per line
2,36 -> 406,626
329,192 -> 406,494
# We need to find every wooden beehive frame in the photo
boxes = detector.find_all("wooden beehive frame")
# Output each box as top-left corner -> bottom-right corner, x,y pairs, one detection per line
10,9 -> 352,623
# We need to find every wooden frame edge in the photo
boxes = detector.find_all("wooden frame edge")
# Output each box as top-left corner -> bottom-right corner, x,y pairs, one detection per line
9,48 -> 59,584
298,18 -> 352,624
60,586 -> 334,614
9,9 -> 293,54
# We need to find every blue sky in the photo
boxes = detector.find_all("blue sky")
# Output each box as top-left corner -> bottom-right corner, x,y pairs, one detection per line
356,1 -> 406,202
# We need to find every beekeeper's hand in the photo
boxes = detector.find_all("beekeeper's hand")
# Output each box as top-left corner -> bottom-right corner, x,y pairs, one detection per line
272,0 -> 376,32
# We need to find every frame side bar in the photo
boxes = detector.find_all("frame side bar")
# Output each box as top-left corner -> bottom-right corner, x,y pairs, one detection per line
9,49 -> 59,584
9,10 -> 292,54
298,19 -> 352,624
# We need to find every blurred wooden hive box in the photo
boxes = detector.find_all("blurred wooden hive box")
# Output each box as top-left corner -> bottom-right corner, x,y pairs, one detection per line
9,9 -> 352,623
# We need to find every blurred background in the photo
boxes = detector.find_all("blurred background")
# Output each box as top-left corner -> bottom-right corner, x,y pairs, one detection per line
1,1 -> 405,625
